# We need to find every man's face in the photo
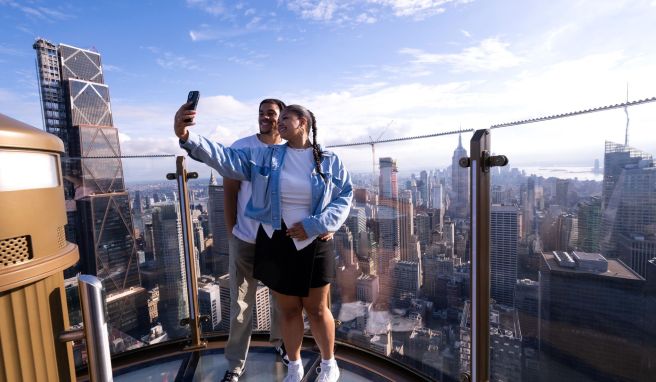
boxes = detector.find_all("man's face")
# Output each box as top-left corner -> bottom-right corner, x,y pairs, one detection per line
259,102 -> 281,135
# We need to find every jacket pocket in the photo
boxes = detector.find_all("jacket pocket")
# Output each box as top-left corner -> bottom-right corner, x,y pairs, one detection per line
250,165 -> 271,209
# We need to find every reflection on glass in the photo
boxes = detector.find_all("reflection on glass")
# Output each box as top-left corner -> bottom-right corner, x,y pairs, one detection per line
489,127 -> 656,381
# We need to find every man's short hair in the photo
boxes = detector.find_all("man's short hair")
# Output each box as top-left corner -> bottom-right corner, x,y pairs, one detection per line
259,98 -> 286,112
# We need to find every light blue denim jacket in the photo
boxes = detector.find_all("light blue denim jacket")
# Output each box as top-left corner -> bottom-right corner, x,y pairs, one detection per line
180,132 -> 353,237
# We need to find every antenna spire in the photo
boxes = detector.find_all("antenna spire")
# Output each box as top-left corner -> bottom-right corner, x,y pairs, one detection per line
624,83 -> 630,146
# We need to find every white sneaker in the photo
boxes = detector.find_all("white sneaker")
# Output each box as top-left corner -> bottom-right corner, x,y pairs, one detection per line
283,361 -> 304,382
316,361 -> 340,382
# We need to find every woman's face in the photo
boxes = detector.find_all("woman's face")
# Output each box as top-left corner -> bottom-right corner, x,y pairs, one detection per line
278,110 -> 306,142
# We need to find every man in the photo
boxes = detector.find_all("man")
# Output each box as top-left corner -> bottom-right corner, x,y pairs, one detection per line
221,99 -> 289,382
175,99 -> 289,382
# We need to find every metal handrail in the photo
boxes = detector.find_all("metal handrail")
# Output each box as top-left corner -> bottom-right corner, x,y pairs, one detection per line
460,129 -> 508,382
167,156 -> 206,350
78,274 -> 113,382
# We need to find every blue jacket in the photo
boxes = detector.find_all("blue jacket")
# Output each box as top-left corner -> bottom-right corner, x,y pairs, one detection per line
180,132 -> 353,237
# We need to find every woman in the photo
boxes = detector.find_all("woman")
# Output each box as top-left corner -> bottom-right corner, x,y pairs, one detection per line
175,104 -> 352,382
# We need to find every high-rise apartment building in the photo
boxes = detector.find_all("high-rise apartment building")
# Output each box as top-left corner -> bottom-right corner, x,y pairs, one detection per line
198,276 -> 222,332
398,190 -> 416,262
379,157 -> 398,199
356,274 -> 379,303
491,205 -> 521,306
391,260 -> 421,304
555,179 -> 569,207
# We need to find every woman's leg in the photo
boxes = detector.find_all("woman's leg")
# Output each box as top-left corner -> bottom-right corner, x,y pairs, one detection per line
301,284 -> 334,360
274,291 -> 305,361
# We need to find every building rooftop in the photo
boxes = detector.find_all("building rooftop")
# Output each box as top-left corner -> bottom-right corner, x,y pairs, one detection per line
542,251 -> 644,280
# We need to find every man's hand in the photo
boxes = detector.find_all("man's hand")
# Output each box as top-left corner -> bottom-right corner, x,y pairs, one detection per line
174,102 -> 196,142
287,222 -> 309,241
319,232 -> 334,241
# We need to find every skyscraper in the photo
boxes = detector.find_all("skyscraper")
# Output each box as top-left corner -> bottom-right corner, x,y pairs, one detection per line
33,39 -> 144,334
378,157 -> 398,199
399,190 -> 417,262
491,205 -> 520,306
600,142 -> 656,276
600,141 -> 653,257
539,251 -> 647,381
198,276 -> 222,332
577,196 -> 601,253
208,173 -> 229,276
152,204 -> 189,338
450,134 -> 469,218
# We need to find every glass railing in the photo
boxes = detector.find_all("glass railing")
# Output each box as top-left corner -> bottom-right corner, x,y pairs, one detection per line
328,137 -> 471,381
54,100 -> 656,381
61,155 -> 193,367
489,103 -> 656,381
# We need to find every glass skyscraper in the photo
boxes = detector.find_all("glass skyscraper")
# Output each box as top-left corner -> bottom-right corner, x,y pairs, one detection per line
33,39 -> 145,336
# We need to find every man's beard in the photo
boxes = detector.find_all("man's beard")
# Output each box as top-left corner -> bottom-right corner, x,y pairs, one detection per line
260,123 -> 275,135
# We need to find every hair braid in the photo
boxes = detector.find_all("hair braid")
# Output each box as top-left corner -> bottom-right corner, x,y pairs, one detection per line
308,110 -> 326,181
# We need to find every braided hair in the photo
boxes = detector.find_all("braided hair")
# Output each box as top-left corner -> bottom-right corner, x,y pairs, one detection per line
285,105 -> 325,180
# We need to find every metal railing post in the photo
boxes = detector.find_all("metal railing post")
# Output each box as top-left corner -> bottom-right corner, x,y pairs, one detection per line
459,129 -> 507,382
167,156 -> 207,350
78,274 -> 113,382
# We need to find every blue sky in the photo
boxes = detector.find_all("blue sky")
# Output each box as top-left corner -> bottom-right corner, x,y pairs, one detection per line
1,0 -> 656,180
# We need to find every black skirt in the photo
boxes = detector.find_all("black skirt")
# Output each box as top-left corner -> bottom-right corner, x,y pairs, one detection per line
253,222 -> 335,297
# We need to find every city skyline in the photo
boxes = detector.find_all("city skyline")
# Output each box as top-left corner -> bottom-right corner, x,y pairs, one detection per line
1,1 -> 656,180
2,2 -> 656,380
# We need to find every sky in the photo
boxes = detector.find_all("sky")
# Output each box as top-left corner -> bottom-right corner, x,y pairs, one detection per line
1,0 -> 656,181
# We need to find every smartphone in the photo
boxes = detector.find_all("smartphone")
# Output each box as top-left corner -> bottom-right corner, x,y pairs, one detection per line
185,90 -> 200,122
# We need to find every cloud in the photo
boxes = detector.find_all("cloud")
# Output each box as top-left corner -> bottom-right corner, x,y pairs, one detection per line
0,0 -> 73,21
154,52 -> 200,71
461,29 -> 471,38
400,38 -> 524,72
356,12 -> 377,23
189,18 -> 275,42
186,0 -> 226,15
287,0 -> 339,21
368,0 -> 448,19
285,0 -> 467,24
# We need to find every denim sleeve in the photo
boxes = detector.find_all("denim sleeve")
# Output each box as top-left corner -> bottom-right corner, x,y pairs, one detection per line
179,132 -> 252,181
301,155 -> 354,237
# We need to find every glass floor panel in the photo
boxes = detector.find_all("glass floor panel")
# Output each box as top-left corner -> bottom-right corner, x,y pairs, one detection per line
114,357 -> 184,382
113,346 -> 397,381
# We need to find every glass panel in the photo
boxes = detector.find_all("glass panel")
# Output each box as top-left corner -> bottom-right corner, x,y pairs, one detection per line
490,103 -> 656,381
62,156 -> 191,368
330,135 -> 472,381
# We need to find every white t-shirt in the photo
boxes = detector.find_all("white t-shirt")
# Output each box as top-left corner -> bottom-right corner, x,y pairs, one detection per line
263,147 -> 317,250
231,134 -> 270,243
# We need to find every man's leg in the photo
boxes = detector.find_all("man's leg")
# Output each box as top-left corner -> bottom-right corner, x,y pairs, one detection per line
269,291 -> 283,347
224,236 -> 257,374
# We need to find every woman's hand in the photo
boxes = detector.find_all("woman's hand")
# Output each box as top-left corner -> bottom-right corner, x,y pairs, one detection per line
319,232 -> 334,241
287,222 -> 308,240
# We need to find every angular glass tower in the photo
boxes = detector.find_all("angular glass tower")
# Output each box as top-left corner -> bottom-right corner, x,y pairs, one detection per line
33,39 -> 145,337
